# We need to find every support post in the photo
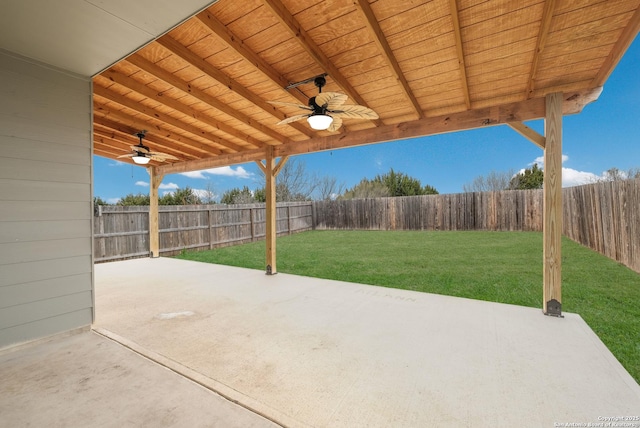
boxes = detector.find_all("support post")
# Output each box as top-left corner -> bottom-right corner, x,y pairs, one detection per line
543,92 -> 563,316
265,147 -> 276,274
149,165 -> 164,258
258,148 -> 289,275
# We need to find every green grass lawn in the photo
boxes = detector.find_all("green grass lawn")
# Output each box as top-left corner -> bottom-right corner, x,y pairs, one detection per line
176,230 -> 640,383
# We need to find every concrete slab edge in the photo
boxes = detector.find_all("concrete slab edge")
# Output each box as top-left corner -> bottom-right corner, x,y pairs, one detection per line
92,327 -> 307,428
0,325 -> 91,356
568,313 -> 640,398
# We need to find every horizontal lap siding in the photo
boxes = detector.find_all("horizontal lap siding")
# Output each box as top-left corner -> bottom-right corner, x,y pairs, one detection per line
0,51 -> 93,348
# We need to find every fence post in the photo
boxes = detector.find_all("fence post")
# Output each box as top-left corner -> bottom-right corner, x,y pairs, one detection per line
311,201 -> 317,230
208,208 -> 213,250
287,205 -> 292,235
250,208 -> 255,241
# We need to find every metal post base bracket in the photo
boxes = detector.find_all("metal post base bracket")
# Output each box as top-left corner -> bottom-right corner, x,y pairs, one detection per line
544,299 -> 563,318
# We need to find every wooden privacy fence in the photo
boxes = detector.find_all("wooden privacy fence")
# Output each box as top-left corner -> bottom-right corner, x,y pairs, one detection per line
563,179 -> 640,273
94,202 -> 313,262
94,180 -> 639,273
313,190 -> 543,232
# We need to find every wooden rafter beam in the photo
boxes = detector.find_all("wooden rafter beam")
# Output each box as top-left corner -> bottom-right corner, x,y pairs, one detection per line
93,117 -> 205,159
93,111 -> 221,157
449,0 -> 471,109
101,68 -> 265,150
592,6 -> 640,86
155,36 -> 314,138
124,55 -> 291,146
261,0 -> 383,127
354,0 -> 423,119
195,9 -> 310,109
156,87 -> 601,176
527,0 -> 556,98
94,84 -> 243,153
93,125 -> 197,161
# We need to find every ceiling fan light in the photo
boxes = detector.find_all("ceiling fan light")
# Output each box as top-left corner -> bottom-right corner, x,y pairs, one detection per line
132,154 -> 150,165
307,114 -> 333,130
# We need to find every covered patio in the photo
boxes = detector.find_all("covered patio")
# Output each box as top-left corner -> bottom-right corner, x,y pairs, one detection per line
89,257 -> 639,426
2,0 -> 640,426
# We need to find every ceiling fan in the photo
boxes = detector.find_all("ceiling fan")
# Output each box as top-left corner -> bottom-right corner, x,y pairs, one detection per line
117,131 -> 178,165
269,75 -> 378,132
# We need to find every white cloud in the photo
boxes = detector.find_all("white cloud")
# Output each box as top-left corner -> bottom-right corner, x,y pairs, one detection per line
136,181 -> 179,190
106,197 -> 120,204
180,166 -> 253,179
108,161 -> 127,167
192,188 -> 218,200
532,154 -> 568,167
159,182 -> 179,190
527,154 -> 602,187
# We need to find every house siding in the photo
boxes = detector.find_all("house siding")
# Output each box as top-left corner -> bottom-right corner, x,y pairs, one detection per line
0,50 -> 93,348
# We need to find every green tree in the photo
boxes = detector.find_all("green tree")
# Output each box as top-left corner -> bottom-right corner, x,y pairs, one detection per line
160,187 -> 202,205
93,196 -> 110,206
374,168 -> 438,196
510,164 -> 544,189
220,186 -> 255,204
117,193 -> 150,206
341,169 -> 438,199
341,179 -> 390,199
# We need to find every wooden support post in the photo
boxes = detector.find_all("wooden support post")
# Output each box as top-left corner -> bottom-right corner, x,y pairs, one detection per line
264,147 -> 277,274
259,148 -> 289,275
543,92 -> 563,316
149,165 -> 164,258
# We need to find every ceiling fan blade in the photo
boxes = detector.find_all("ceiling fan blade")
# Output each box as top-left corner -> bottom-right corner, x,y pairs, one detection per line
148,152 -> 179,161
268,100 -> 313,111
329,104 -> 379,120
276,114 -> 310,125
130,145 -> 150,154
117,153 -> 135,159
327,116 -> 343,132
315,92 -> 348,109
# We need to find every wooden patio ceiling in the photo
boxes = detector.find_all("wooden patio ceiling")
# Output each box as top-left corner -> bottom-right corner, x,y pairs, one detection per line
93,0 -> 640,175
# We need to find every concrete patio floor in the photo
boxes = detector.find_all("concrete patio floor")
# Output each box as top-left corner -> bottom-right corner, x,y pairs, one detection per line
87,257 -> 640,427
0,329 -> 277,427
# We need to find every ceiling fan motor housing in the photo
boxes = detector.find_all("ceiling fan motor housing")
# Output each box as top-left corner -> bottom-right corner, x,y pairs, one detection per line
308,96 -> 327,114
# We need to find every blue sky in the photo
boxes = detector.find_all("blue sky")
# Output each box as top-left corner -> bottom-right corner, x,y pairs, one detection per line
94,38 -> 640,204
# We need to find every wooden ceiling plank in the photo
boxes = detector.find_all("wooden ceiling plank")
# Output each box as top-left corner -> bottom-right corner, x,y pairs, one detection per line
592,6 -> 640,86
274,87 -> 602,158
527,0 -> 557,98
353,0 -> 423,118
102,68 -> 267,150
94,84 -> 244,153
449,0 -> 471,109
195,10 -> 313,109
155,35 -> 315,138
261,0 -> 383,127
93,100 -> 224,157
